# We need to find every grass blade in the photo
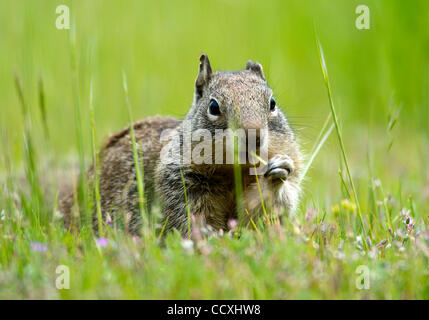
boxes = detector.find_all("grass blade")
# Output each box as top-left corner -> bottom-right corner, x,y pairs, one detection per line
37,75 -> 49,140
14,73 -> 45,231
315,35 -> 368,248
89,81 -> 103,236
69,24 -> 91,231
122,70 -> 146,235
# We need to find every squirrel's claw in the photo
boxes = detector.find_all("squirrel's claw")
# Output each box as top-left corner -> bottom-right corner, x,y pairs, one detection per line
264,155 -> 294,181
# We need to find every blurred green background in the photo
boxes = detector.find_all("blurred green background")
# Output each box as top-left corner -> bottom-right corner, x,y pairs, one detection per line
0,0 -> 428,203
1,0 -> 429,299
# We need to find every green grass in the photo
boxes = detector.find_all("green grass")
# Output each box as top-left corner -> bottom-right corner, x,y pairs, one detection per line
0,0 -> 429,299
316,36 -> 368,248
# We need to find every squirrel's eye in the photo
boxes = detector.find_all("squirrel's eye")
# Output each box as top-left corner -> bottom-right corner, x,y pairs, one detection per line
209,99 -> 221,116
270,97 -> 276,112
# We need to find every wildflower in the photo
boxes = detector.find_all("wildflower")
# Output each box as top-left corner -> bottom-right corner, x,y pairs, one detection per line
400,208 -> 415,234
333,250 -> 345,260
228,219 -> 238,230
366,236 -> 372,248
30,242 -> 48,253
312,241 -> 319,249
53,210 -> 63,221
106,212 -> 112,225
305,208 -> 317,222
404,215 -> 413,226
0,209 -> 5,221
202,224 -> 215,237
355,235 -> 364,250
387,193 -> 396,207
196,240 -> 212,256
96,237 -> 109,247
341,199 -> 356,212
191,227 -> 203,241
388,228 -> 395,239
368,247 -> 377,259
376,239 -> 388,249
319,222 -> 328,235
372,179 -> 381,188
181,239 -> 194,253
400,208 -> 410,217
331,204 -> 340,214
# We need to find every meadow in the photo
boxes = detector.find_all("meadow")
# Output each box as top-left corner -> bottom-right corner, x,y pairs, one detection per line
0,0 -> 428,299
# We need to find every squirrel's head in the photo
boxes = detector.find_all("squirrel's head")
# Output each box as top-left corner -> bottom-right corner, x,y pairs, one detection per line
188,54 -> 297,161
191,53 -> 278,135
177,53 -> 300,176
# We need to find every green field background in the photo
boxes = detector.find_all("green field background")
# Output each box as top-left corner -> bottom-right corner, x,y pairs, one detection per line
0,0 -> 428,299
1,1 -> 427,142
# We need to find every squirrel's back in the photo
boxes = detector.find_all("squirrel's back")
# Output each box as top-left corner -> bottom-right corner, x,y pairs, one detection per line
61,115 -> 180,232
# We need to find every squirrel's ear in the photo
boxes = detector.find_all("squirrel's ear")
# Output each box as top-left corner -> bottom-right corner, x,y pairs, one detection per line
246,60 -> 265,80
195,53 -> 213,98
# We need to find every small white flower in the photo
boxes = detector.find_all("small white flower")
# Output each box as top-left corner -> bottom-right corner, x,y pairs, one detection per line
368,248 -> 377,259
333,251 -> 345,260
53,210 -> 63,220
373,179 -> 381,188
181,239 -> 194,250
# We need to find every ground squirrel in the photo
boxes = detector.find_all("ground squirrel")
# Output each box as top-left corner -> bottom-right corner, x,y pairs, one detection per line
60,54 -> 302,235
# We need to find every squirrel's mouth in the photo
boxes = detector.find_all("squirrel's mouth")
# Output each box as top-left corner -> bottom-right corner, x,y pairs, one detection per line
188,136 -> 268,167
172,126 -> 270,169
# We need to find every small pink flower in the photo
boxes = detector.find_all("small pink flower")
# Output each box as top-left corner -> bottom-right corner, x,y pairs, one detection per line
30,242 -> 48,253
106,213 -> 112,225
305,208 -> 317,222
228,219 -> 238,230
96,237 -> 108,247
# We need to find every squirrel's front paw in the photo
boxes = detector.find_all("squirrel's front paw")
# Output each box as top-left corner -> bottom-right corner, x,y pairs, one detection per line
264,155 -> 294,181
